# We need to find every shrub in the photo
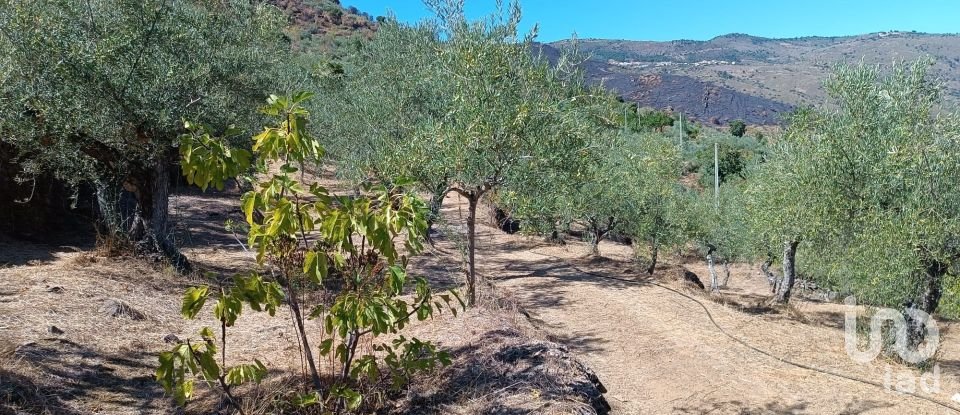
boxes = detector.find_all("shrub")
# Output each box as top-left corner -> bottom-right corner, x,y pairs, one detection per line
158,93 -> 463,413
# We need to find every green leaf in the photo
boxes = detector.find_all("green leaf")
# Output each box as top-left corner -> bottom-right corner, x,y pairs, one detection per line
387,265 -> 406,295
225,360 -> 267,385
241,192 -> 257,225
416,304 -> 430,321
177,379 -> 194,406
319,338 -> 334,356
195,346 -> 220,381
292,90 -> 315,104
303,251 -> 327,284
292,392 -> 322,407
199,327 -> 215,340
342,387 -> 363,410
181,286 -> 209,319
214,295 -> 243,327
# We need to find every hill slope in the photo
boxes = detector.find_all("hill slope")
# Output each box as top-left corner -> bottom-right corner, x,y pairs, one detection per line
269,0 -> 378,54
550,32 -> 960,125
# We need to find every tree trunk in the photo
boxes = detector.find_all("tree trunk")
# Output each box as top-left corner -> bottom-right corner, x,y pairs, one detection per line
707,246 -> 718,291
288,296 -> 323,391
95,179 -> 123,237
905,259 -> 946,348
466,195 -> 478,306
918,260 -> 945,315
588,217 -> 614,257
128,155 -> 192,273
721,261 -> 731,288
150,157 -> 170,238
590,229 -> 602,256
775,240 -> 799,303
426,184 -> 448,232
647,238 -> 659,275
761,257 -> 778,293
545,229 -> 565,245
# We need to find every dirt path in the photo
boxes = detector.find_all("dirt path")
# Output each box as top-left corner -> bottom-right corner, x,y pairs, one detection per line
430,193 -> 960,414
5,183 -> 960,414
475,237 -> 960,413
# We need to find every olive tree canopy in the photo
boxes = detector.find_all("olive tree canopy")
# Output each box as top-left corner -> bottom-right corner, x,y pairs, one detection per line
0,0 -> 290,269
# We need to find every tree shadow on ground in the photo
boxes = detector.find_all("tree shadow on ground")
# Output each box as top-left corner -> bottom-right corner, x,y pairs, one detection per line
935,357 -> 960,377
0,236 -> 91,267
490,258 -> 652,293
801,309 -> 847,330
169,186 -> 244,250
408,246 -> 465,292
4,338 -> 168,414
0,365 -> 87,415
545,331 -> 610,356
673,398 -> 893,414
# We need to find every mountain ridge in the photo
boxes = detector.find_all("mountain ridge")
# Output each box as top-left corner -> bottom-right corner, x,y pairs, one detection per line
549,31 -> 960,125
571,30 -> 960,44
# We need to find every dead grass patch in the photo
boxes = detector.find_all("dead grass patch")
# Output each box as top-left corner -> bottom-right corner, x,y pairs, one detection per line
392,291 -> 609,415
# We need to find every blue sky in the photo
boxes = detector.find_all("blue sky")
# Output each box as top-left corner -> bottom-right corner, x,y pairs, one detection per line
343,1 -> 960,42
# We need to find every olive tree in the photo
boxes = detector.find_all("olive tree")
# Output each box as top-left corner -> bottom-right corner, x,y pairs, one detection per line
319,17 -> 450,226
324,1 -> 605,305
693,134 -> 763,188
618,134 -> 690,275
639,110 -> 675,133
741,136 -> 817,303
575,153 -> 634,256
686,185 -> 750,291
744,60 -> 960,313
423,1 -> 605,305
782,61 -> 960,331
0,0 -> 288,270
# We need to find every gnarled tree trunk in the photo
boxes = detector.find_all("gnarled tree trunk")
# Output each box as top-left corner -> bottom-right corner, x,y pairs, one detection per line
95,179 -> 123,237
647,237 -> 659,275
545,229 -> 565,245
775,240 -> 799,303
126,154 -> 192,273
761,256 -> 778,294
707,245 -> 719,291
588,216 -> 615,257
590,230 -> 602,256
426,183 -> 449,233
905,258 -> 946,348
721,262 -> 731,288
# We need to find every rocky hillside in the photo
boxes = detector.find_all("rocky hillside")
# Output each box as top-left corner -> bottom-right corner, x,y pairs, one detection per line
269,0 -> 378,54
550,32 -> 960,125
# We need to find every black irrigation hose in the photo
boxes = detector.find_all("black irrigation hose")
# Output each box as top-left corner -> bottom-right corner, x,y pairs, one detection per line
515,249 -> 960,413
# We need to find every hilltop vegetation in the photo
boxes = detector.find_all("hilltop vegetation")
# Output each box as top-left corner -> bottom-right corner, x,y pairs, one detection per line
269,0 -> 378,54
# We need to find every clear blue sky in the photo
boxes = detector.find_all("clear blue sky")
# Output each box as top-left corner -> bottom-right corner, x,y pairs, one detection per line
343,0 -> 960,42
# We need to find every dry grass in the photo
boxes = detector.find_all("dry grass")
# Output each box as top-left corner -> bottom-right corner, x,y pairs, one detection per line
0,178 -> 612,415
93,230 -> 134,259
11,170 -> 960,414
389,283 -> 608,415
1,355 -> 54,415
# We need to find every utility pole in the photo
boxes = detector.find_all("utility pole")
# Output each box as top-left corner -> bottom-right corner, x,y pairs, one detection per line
623,105 -> 628,133
678,112 -> 683,147
637,102 -> 641,130
714,141 -> 720,212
